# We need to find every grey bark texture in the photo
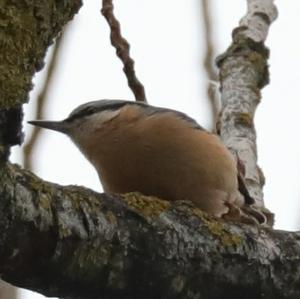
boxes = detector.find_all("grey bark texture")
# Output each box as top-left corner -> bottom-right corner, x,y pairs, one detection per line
0,1 -> 298,299
217,0 -> 277,209
1,163 -> 300,299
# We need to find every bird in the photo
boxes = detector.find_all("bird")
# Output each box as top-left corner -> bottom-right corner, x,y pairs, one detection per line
28,99 -> 266,223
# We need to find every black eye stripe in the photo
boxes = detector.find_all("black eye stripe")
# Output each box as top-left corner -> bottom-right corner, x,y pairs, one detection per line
66,100 -> 136,122
65,99 -> 205,131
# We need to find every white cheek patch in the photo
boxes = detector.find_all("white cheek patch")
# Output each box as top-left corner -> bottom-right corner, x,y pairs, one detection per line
88,109 -> 120,129
86,109 -> 121,130
70,110 -> 120,146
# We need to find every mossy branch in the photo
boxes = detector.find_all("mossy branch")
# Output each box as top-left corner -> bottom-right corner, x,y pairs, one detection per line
0,0 -> 82,109
0,163 -> 299,299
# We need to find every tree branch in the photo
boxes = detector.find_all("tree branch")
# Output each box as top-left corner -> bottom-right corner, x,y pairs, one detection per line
217,1 -> 278,208
0,0 -> 82,109
0,162 -> 299,299
0,0 -> 82,154
101,0 -> 147,103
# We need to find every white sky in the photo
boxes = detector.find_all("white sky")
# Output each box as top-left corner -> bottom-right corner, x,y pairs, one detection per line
12,0 -> 300,298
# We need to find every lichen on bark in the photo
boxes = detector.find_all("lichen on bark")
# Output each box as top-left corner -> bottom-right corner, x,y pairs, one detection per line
217,0 -> 277,210
0,163 -> 300,299
0,0 -> 82,109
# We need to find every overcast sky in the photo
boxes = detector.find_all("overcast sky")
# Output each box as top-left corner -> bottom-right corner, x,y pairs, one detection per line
13,1 -> 300,298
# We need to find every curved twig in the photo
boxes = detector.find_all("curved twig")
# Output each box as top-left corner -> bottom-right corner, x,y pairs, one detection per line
101,0 -> 147,103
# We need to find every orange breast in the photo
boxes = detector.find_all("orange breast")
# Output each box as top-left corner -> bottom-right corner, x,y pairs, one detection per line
79,107 -> 242,217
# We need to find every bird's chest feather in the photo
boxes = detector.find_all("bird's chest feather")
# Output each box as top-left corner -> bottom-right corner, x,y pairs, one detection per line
84,115 -> 238,202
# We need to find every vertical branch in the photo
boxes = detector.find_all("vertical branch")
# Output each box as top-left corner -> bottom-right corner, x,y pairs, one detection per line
101,0 -> 147,103
200,0 -> 219,131
217,1 -> 277,209
23,32 -> 66,170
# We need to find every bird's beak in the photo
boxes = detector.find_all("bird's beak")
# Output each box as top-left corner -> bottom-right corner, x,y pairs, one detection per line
28,120 -> 69,134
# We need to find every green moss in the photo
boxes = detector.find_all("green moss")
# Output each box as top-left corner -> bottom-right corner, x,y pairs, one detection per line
0,0 -> 82,108
66,241 -> 119,286
58,226 -> 72,239
234,112 -> 253,127
122,192 -> 170,218
38,193 -> 51,211
106,210 -> 118,225
248,51 -> 265,68
190,206 -> 243,247
216,30 -> 270,89
204,218 -> 242,247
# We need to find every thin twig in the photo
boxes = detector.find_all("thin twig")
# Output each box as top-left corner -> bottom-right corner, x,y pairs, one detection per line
201,0 -> 219,132
23,33 -> 65,170
101,0 -> 147,103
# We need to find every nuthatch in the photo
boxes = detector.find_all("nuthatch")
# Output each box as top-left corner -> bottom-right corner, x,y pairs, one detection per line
28,100 -> 264,222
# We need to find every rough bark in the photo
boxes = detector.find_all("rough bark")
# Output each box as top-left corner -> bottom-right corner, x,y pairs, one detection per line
217,0 -> 277,208
0,1 -> 80,298
0,0 -> 82,109
0,163 -> 299,299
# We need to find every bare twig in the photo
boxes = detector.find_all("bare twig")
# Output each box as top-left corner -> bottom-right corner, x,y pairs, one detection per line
101,0 -> 147,103
200,0 -> 219,131
23,33 -> 65,170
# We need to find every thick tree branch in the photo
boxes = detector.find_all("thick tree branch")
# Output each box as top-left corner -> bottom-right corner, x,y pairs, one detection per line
0,0 -> 82,157
0,163 -> 299,299
217,1 -> 278,208
0,0 -> 82,109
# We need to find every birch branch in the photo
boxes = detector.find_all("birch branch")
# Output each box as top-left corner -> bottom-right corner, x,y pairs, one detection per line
217,0 -> 278,208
